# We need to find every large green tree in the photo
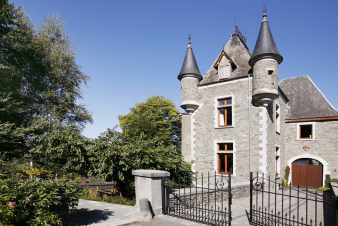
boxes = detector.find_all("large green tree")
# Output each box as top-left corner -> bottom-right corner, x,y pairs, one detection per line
35,17 -> 92,128
0,0 -> 46,126
119,96 -> 181,148
0,1 -> 45,159
90,97 -> 189,196
0,0 -> 91,161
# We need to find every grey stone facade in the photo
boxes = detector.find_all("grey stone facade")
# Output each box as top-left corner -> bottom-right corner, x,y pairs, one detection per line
283,121 -> 338,179
191,78 -> 260,175
177,14 -> 338,184
180,74 -> 338,181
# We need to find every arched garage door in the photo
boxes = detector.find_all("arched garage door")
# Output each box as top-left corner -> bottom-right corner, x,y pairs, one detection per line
292,158 -> 323,188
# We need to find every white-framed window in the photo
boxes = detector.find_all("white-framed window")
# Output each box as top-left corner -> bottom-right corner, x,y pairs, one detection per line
276,104 -> 280,134
217,97 -> 233,127
297,122 -> 315,140
216,142 -> 233,175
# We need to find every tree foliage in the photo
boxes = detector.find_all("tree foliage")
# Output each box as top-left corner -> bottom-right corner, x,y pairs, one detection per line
90,97 -> 190,196
0,161 -> 81,226
0,0 -> 45,126
35,17 -> 92,127
89,130 -> 191,196
31,124 -> 91,176
0,0 -> 91,161
0,174 -> 80,226
119,96 -> 181,148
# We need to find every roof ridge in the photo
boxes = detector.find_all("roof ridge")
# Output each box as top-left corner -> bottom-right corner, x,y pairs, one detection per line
307,76 -> 338,111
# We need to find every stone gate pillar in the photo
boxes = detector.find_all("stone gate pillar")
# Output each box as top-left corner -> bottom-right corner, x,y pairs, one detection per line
132,169 -> 170,215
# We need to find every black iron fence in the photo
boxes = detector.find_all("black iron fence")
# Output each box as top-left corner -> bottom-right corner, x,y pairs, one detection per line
162,172 -> 232,226
323,182 -> 338,226
248,172 -> 337,226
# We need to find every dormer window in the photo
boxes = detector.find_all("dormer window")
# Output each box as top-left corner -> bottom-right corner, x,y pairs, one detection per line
218,55 -> 236,79
218,62 -> 231,78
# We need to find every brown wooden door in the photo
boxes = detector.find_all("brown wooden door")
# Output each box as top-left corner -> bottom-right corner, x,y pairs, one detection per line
292,163 -> 323,188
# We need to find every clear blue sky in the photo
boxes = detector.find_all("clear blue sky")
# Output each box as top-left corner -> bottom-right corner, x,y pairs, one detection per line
12,0 -> 338,138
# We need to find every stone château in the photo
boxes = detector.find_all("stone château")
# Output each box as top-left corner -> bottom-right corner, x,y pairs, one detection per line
177,11 -> 338,187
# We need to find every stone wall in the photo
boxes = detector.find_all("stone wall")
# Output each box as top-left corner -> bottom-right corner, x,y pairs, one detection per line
252,58 -> 279,98
275,96 -> 290,178
191,77 -> 263,177
283,121 -> 338,180
181,77 -> 200,106
181,113 -> 192,163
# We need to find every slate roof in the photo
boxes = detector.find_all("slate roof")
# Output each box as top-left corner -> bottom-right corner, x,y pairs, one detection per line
178,37 -> 202,81
279,76 -> 338,120
249,11 -> 283,66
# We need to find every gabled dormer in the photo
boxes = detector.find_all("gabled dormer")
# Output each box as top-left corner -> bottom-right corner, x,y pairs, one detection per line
200,26 -> 251,86
214,52 -> 237,79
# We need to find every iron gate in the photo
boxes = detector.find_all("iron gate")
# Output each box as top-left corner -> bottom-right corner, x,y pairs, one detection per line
162,172 -> 232,226
248,172 -> 337,226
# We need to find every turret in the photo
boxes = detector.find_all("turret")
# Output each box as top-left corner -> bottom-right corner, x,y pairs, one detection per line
178,36 -> 202,113
249,10 -> 283,107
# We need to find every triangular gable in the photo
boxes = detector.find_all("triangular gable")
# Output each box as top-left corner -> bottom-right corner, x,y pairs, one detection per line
200,32 -> 251,85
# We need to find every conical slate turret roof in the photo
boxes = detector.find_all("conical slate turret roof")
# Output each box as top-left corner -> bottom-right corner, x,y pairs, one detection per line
178,37 -> 202,81
249,10 -> 283,66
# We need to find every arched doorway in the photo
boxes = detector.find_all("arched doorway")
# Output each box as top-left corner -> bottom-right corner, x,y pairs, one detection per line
291,158 -> 323,188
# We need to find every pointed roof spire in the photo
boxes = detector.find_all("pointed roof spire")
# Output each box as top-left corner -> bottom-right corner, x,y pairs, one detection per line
249,8 -> 283,66
232,25 -> 247,44
178,36 -> 202,81
187,34 -> 192,47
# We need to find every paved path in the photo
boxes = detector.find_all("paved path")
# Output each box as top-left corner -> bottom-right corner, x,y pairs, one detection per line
123,212 -> 250,226
65,199 -> 139,226
65,198 -> 251,226
122,215 -> 208,226
231,195 -> 251,225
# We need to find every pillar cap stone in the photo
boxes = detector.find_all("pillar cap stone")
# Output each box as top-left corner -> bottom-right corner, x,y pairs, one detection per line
132,169 -> 170,178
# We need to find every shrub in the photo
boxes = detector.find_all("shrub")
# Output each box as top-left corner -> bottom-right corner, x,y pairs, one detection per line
0,177 -> 81,226
282,166 -> 290,187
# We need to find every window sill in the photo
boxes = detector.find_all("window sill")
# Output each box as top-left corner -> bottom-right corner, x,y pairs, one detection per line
215,173 -> 233,176
215,126 -> 234,129
296,138 -> 315,141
